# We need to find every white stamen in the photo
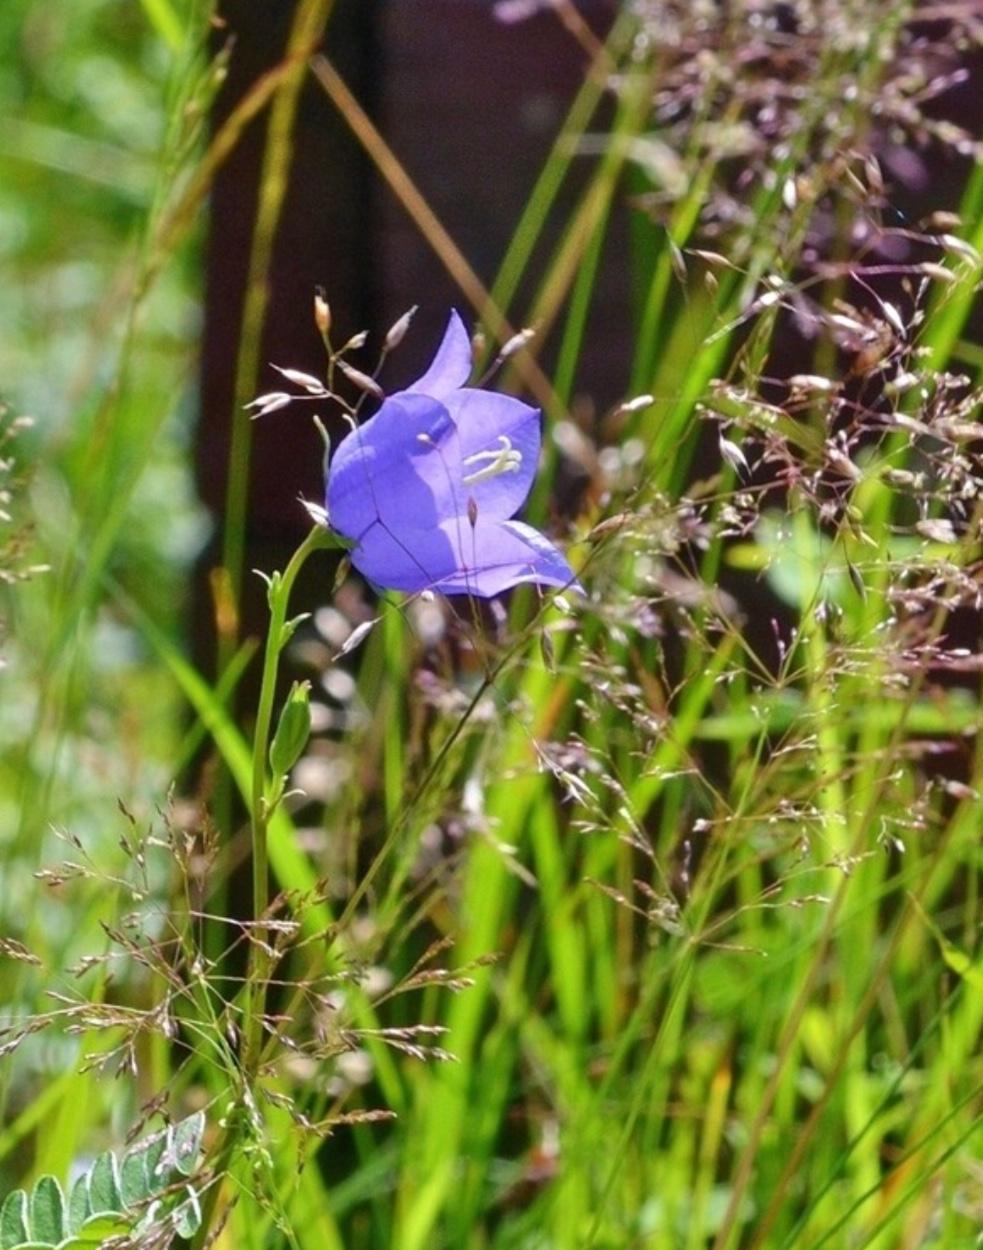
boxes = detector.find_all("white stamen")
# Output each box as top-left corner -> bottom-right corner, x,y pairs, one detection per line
462,435 -> 523,485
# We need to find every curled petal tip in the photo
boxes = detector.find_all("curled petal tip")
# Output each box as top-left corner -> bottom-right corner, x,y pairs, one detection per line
407,309 -> 473,398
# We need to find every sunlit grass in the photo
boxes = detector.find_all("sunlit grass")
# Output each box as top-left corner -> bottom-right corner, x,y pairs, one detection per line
2,2 -> 983,1248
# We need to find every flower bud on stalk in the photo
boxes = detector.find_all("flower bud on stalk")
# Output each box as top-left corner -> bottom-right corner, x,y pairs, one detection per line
269,681 -> 312,778
496,327 -> 536,363
385,306 -> 418,352
314,288 -> 331,336
341,330 -> 369,353
338,360 -> 385,401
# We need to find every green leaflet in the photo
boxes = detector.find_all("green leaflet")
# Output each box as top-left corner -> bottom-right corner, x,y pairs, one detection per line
85,1154 -> 122,1219
27,1179 -> 64,1245
0,1192 -> 29,1248
170,1114 -> 205,1178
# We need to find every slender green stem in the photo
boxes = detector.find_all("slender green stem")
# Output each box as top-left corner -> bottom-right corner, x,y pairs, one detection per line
244,524 -> 330,1068
193,525 -> 331,1250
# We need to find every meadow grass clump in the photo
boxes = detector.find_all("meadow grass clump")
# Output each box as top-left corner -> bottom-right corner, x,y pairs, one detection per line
3,1 -> 983,1248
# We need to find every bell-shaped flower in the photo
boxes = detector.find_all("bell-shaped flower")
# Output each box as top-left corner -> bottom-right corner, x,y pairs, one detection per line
325,310 -> 581,598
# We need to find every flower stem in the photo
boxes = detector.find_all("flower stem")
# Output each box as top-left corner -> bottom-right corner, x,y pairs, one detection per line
243,524 -> 330,1068
193,524 -> 332,1250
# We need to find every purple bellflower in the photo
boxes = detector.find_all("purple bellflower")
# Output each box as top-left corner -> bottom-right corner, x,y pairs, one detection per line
325,311 -> 581,599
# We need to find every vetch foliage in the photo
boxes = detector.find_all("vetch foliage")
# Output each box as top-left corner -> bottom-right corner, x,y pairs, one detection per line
0,1113 -> 205,1250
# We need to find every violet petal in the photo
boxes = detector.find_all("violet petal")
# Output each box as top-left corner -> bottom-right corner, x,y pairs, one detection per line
349,515 -> 580,599
442,387 -> 540,521
405,309 -> 473,398
327,393 -> 453,539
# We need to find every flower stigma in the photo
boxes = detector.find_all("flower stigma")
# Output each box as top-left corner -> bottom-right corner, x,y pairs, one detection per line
462,435 -> 523,485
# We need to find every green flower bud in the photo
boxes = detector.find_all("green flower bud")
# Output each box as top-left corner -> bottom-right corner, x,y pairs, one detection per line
269,681 -> 312,778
